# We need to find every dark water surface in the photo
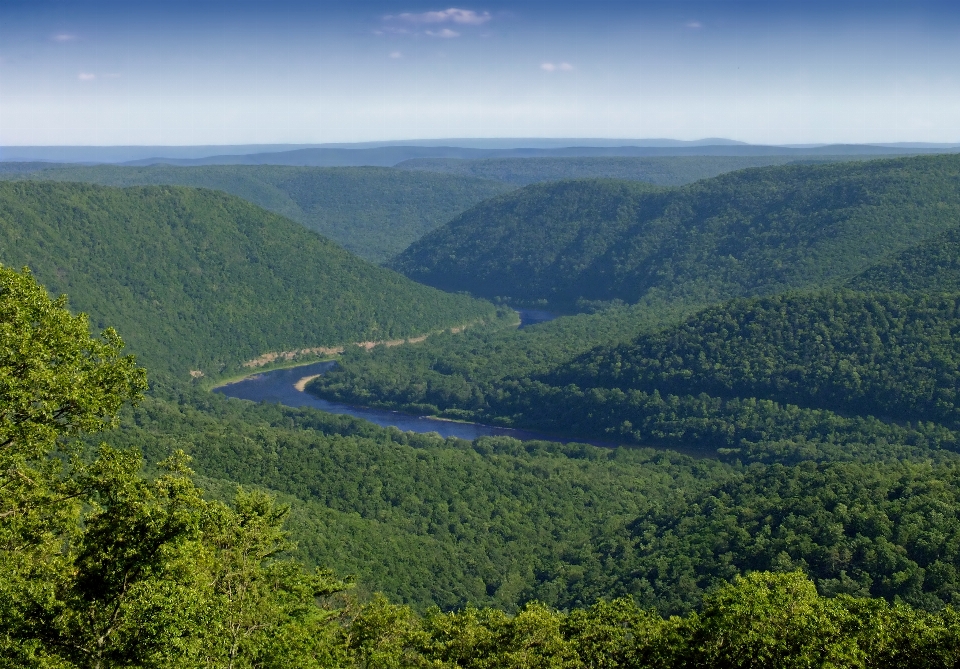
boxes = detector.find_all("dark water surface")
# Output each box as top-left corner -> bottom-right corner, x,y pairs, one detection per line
214,360 -> 605,443
213,309 -> 610,444
516,309 -> 557,328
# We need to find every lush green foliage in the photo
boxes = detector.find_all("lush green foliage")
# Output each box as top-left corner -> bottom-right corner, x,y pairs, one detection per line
849,222 -> 960,294
396,155 -> 819,186
108,383 -> 724,613
310,289 -> 960,460
392,155 -> 960,309
555,290 -> 960,427
0,267 -> 350,668
344,571 -> 960,668
116,382 -> 960,616
4,164 -> 513,263
11,153 -> 960,664
0,181 -> 495,379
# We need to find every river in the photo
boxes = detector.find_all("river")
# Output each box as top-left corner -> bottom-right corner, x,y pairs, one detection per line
213,309 -> 616,444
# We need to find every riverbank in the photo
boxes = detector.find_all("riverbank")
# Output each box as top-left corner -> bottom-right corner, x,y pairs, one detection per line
293,374 -> 322,392
213,357 -> 709,459
237,313 -> 518,371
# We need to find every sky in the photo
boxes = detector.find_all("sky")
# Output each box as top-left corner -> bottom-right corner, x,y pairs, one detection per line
1,0 -> 959,146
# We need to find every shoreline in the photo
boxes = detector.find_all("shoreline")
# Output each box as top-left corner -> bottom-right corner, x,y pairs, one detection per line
294,373 -> 323,392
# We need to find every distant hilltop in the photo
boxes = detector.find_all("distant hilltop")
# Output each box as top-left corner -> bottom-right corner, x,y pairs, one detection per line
2,139 -> 959,166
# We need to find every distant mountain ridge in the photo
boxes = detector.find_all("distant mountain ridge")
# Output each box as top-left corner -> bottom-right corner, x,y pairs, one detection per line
120,144 -> 960,168
394,155 -> 830,186
4,140 -> 958,167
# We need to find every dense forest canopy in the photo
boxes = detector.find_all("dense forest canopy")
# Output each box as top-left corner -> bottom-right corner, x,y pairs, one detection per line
8,151 -> 960,663
849,222 -> 960,294
553,290 -> 960,428
391,155 -> 960,309
0,181 -> 496,379
1,164 -> 514,263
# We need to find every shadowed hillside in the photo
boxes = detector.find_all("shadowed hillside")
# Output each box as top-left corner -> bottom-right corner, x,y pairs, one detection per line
391,155 -> 960,310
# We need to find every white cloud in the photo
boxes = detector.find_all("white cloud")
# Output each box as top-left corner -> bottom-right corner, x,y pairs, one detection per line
53,33 -> 77,42
685,21 -> 703,29
541,62 -> 573,72
389,51 -> 403,59
426,28 -> 461,38
78,72 -> 96,81
386,8 -> 491,26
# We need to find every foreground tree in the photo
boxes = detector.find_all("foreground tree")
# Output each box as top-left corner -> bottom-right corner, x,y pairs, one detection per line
0,266 -> 348,668
0,265 -> 149,666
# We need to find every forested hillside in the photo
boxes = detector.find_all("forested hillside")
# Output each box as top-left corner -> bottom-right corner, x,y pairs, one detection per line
7,152 -> 960,663
0,181 -> 495,379
392,155 -> 960,309
396,155 -> 829,186
3,164 -> 513,263
554,291 -> 960,427
308,292 -> 960,461
848,221 -> 960,294
117,382 -> 960,615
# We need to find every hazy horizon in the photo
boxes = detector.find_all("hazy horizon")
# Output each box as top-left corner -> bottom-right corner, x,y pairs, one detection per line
3,1 -> 959,146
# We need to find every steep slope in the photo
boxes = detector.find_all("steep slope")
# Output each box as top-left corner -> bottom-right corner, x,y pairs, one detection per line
0,181 -> 495,379
4,164 -> 514,263
391,155 -> 960,309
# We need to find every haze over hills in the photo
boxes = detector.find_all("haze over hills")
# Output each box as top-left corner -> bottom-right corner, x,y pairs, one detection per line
0,138 -> 752,163
0,181 -> 496,379
391,155 -> 960,310
4,156 -> 876,264
394,155 -> 835,187
113,143 -> 960,167
4,139 -> 958,168
2,164 -> 513,263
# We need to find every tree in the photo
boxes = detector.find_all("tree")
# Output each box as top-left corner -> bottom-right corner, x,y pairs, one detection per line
689,571 -> 863,669
199,488 -> 350,669
0,265 -> 148,667
0,266 -> 350,667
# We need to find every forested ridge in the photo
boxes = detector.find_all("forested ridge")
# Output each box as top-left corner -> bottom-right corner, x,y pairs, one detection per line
9,153 -> 960,665
849,222 -> 960,294
308,287 -> 960,461
0,181 -> 496,379
5,266 -> 960,666
554,291 -> 960,427
1,164 -> 513,263
392,154 -> 960,309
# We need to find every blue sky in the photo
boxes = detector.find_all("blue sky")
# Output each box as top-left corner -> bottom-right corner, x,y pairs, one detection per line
1,1 -> 959,145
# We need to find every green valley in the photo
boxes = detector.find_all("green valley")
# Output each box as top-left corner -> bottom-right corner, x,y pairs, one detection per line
2,164 -> 514,263
0,181 -> 496,380
8,153 -> 960,665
